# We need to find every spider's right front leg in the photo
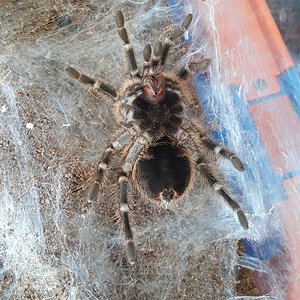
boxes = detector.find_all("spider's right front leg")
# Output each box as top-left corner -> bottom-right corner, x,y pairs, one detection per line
160,13 -> 193,66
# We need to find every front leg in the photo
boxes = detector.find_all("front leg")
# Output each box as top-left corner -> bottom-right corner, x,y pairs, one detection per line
177,58 -> 211,79
115,11 -> 140,78
66,66 -> 117,98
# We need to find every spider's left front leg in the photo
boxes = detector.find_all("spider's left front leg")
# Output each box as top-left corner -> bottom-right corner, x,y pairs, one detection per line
115,11 -> 140,78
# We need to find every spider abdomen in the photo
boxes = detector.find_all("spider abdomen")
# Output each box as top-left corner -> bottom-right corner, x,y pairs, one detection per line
135,136 -> 191,204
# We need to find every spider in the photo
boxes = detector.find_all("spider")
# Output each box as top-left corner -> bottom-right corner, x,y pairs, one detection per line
66,11 -> 249,265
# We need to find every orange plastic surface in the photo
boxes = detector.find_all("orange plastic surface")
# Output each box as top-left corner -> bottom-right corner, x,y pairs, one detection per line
192,1 -> 298,298
193,0 -> 293,101
249,95 -> 300,174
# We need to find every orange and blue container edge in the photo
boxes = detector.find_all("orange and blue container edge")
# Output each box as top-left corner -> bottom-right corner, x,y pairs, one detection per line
169,0 -> 300,298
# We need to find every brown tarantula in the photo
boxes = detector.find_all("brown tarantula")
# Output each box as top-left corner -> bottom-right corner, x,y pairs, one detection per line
66,11 -> 248,264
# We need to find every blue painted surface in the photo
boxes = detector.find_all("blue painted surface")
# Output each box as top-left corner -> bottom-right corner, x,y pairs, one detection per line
248,68 -> 300,121
167,0 -> 300,262
278,68 -> 300,119
242,235 -> 283,261
195,66 -> 300,261
195,73 -> 286,208
193,72 -> 286,261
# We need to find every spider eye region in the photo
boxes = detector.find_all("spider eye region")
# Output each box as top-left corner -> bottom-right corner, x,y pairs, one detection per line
143,75 -> 166,103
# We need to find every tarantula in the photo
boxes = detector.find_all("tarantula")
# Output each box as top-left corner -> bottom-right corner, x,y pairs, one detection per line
66,11 -> 248,264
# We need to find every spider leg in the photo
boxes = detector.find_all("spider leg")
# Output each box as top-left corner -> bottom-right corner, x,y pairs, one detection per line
199,136 -> 245,172
177,58 -> 211,79
142,44 -> 151,75
197,158 -> 249,229
181,122 -> 245,172
88,131 -> 134,204
160,13 -> 193,66
66,66 -> 117,98
119,134 -> 150,264
150,41 -> 163,70
119,175 -> 136,265
88,146 -> 114,204
122,134 -> 149,174
115,11 -> 140,78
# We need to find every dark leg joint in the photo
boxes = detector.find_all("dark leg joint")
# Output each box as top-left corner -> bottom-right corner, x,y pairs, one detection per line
66,67 -> 95,85
200,137 -> 245,172
178,59 -> 211,79
151,42 -> 162,69
119,175 -> 136,264
99,82 -> 117,98
178,67 -> 188,79
161,43 -> 171,66
117,27 -> 129,44
126,239 -> 136,265
88,172 -> 103,202
219,149 -> 245,172
170,14 -> 193,40
66,66 -> 80,79
143,44 -> 151,74
219,188 -> 249,229
115,11 -> 124,28
126,47 -> 139,75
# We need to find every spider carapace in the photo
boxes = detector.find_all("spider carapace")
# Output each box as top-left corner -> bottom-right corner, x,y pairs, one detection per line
66,11 -> 248,265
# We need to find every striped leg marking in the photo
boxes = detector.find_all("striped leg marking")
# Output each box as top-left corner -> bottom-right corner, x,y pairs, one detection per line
142,44 -> 151,75
88,147 -> 114,203
119,175 -> 136,264
150,41 -> 162,70
161,14 -> 193,66
177,59 -> 211,79
88,132 -> 134,203
197,161 -> 248,229
118,135 -> 149,263
122,135 -> 148,174
200,137 -> 245,172
115,11 -> 140,78
66,66 -> 117,97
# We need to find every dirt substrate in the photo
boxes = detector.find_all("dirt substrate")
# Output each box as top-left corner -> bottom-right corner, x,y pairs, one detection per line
0,1 -> 261,299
